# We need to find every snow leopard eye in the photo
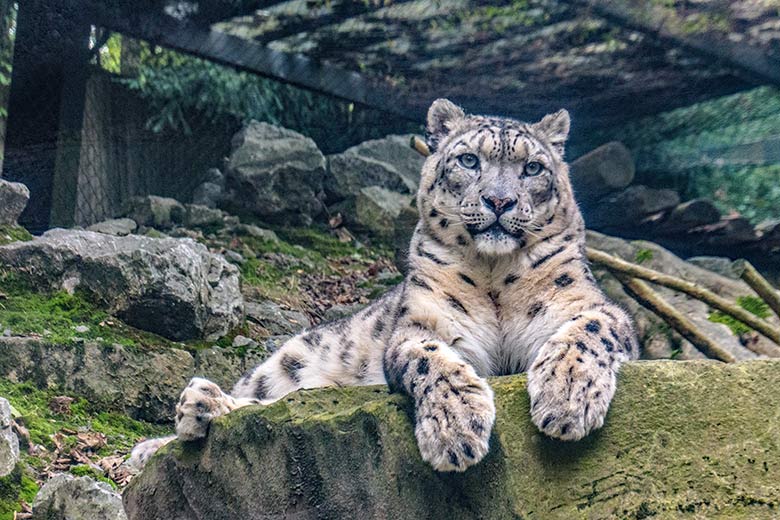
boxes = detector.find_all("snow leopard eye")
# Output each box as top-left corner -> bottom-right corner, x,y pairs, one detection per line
524,161 -> 543,176
457,153 -> 480,170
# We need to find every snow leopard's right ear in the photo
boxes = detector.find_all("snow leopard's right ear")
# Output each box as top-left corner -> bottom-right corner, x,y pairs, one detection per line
426,98 -> 465,152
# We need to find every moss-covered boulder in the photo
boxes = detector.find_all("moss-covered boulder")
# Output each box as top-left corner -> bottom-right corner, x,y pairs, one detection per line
124,360 -> 780,519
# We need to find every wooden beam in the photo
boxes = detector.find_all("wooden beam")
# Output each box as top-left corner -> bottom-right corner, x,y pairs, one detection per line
253,0 -> 414,45
96,13 -> 423,121
578,0 -> 780,87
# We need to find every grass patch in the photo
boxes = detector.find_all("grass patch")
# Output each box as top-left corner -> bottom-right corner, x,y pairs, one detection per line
708,295 -> 772,335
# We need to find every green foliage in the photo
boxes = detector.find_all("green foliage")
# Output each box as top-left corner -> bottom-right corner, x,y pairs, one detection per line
593,86 -> 780,223
113,39 -> 417,152
707,295 -> 771,336
634,249 -> 654,264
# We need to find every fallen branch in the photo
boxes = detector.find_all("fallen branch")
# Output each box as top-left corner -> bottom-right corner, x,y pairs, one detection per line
586,247 -> 780,346
733,259 -> 780,321
612,273 -> 736,363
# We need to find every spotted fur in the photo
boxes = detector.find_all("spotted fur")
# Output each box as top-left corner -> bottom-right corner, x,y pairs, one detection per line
129,99 -> 638,473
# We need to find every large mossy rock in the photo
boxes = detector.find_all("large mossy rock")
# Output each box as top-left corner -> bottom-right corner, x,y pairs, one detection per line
0,229 -> 243,341
124,360 -> 780,519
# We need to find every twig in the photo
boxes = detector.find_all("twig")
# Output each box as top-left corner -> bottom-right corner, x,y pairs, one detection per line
612,273 -> 736,363
732,259 -> 780,321
410,135 -> 431,157
586,247 -> 780,346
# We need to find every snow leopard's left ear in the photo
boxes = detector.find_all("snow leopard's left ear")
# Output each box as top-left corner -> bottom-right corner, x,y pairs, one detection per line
534,109 -> 570,156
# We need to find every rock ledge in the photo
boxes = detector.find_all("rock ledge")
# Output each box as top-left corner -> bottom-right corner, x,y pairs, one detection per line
124,360 -> 780,519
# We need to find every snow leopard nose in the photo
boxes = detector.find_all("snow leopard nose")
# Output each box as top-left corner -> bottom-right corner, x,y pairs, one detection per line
481,195 -> 517,216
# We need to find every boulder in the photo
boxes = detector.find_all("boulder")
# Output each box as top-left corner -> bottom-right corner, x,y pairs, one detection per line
0,337 -> 268,422
0,179 -> 30,225
325,135 -> 423,202
353,186 -> 416,240
184,204 -> 224,229
245,301 -> 311,336
124,360 -> 780,519
123,195 -> 185,229
0,229 -> 243,341
651,198 -> 721,235
86,218 -> 138,236
224,121 -> 326,225
689,216 -> 759,246
191,182 -> 223,209
585,185 -> 680,230
0,398 -> 19,477
32,474 -> 126,520
570,142 -> 634,206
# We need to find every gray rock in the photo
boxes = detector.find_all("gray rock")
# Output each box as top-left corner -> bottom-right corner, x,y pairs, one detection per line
322,303 -> 366,323
32,474 -> 126,520
0,397 -> 19,477
237,224 -> 279,242
570,142 -> 634,206
86,218 -> 138,236
223,250 -> 245,265
586,185 -> 680,230
231,335 -> 258,349
225,121 -> 327,224
354,186 -> 415,239
0,179 -> 30,225
245,301 -> 311,336
0,229 -> 243,341
0,337 -> 269,422
326,134 -> 423,202
264,335 -> 291,353
123,195 -> 185,229
184,204 -> 224,228
123,361 -> 780,520
191,181 -> 223,208
652,199 -> 721,235
687,256 -> 740,279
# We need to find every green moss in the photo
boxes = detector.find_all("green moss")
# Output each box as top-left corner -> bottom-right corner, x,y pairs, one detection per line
0,379 -> 167,452
707,295 -> 772,335
0,225 -> 32,246
70,465 -> 117,489
0,466 -> 37,520
634,249 -> 654,264
0,286 -> 171,349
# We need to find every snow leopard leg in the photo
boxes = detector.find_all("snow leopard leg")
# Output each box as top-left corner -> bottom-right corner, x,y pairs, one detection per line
383,324 -> 496,472
527,305 -> 638,441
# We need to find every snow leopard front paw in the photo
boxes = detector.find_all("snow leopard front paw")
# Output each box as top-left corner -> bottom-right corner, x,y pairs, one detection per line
414,364 -> 496,472
175,377 -> 239,441
527,342 -> 617,442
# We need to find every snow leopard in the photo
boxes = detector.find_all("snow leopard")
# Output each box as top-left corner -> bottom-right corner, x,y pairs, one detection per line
130,99 -> 638,473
